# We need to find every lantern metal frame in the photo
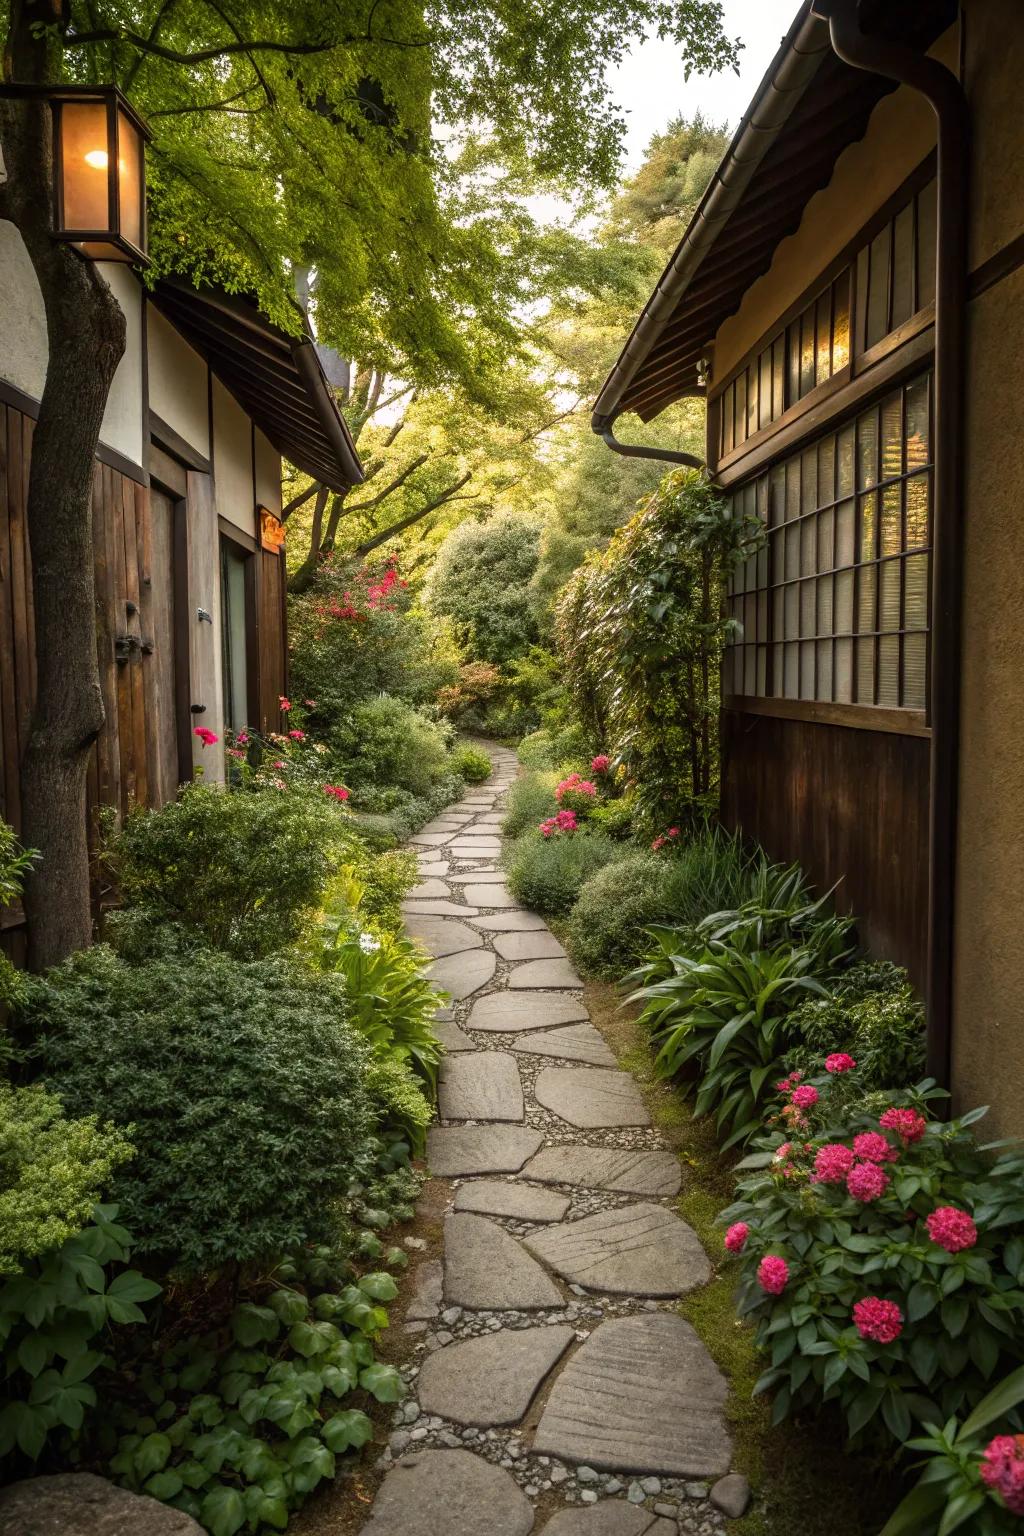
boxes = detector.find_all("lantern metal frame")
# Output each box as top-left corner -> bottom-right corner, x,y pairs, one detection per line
0,82 -> 151,265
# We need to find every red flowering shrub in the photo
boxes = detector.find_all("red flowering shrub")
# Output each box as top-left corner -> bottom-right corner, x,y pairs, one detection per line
555,773 -> 599,817
721,1073 -> 1024,1445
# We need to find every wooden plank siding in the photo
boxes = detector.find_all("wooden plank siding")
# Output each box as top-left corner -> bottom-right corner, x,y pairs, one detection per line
720,707 -> 929,987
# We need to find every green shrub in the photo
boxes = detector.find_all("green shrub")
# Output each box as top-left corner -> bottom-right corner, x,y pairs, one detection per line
0,1080 -> 132,1275
451,744 -> 492,784
105,782 -> 353,959
364,1058 -> 432,1152
504,828 -> 623,916
517,729 -> 556,769
347,847 -> 418,935
427,511 -> 542,666
21,946 -> 376,1274
0,1204 -> 160,1464
723,1080 -> 1024,1446
349,774 -> 464,850
502,771 -> 559,838
783,961 -> 926,1091
335,695 -> 454,799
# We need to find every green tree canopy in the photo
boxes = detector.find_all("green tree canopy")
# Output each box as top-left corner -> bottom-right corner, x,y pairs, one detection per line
426,510 -> 543,665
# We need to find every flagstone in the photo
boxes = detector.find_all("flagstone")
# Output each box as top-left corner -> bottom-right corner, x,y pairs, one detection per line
520,1146 -> 682,1197
533,1313 -> 730,1477
427,1125 -> 544,1177
541,1507 -> 676,1536
453,1179 -> 571,1222
449,870 -> 508,884
468,992 -> 590,1032
510,1024 -> 616,1067
508,958 -> 582,989
493,930 -> 567,961
469,911 -> 550,932
534,1067 -> 650,1128
444,1213 -> 563,1310
462,884 -> 518,907
361,1450 -> 533,1536
433,1019 -> 477,1053
405,918 -> 484,958
427,949 -> 497,1000
406,1259 -> 443,1321
524,1203 -> 709,1296
439,1052 -> 524,1122
408,878 -> 455,900
416,1323 -> 574,1426
416,862 -> 451,877
411,832 -> 452,846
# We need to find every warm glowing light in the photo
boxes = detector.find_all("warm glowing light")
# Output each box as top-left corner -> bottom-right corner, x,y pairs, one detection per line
84,148 -> 108,169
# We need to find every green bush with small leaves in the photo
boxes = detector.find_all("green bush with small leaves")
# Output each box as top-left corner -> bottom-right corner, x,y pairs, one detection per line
334,695 -> 455,800
19,945 -> 377,1274
502,771 -> 559,839
783,960 -> 926,1091
450,744 -> 492,784
504,827 -> 624,917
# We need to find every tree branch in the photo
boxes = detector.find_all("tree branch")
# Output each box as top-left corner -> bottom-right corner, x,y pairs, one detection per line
353,473 -> 475,558
281,480 -> 321,522
344,453 -> 428,514
63,25 -> 430,62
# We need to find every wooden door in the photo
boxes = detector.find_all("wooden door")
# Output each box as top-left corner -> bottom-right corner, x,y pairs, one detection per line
146,487 -> 182,805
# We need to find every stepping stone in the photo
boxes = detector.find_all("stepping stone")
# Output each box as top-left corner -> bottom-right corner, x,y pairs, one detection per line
444,1213 -> 563,1310
411,832 -> 451,846
468,992 -> 590,1033
403,900 -> 481,919
525,1203 -> 710,1296
407,1259 -> 443,1321
408,878 -> 454,900
427,950 -> 497,1000
535,1313 -> 730,1476
534,1067 -> 650,1128
511,1024 -> 616,1067
427,1125 -> 543,1177
417,861 -> 451,877
439,1052 -> 524,1122
462,884 -> 518,908
449,845 -> 504,861
522,1147 -> 682,1197
417,1324 -> 574,1426
508,958 -> 582,989
494,931 -> 567,962
449,870 -> 508,884
471,911 -> 549,933
433,1019 -> 476,1053
454,1180 -> 571,1222
361,1449 -> 533,1536
406,917 -> 484,958
541,1507 -> 676,1536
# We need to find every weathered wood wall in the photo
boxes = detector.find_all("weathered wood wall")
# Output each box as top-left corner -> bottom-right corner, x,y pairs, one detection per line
720,707 -> 929,986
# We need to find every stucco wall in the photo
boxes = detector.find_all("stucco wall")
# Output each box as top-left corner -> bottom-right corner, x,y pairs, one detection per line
211,377 -> 255,536
254,429 -> 282,516
147,304 -> 210,458
0,223 -> 143,468
963,0 -> 1024,268
711,28 -> 956,385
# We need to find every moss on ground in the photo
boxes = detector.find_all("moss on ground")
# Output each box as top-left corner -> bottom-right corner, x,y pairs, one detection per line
583,976 -> 904,1536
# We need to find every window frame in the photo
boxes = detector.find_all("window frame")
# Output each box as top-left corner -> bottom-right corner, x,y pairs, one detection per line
218,524 -> 259,734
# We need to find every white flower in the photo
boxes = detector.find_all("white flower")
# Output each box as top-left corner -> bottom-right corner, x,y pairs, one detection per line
358,932 -> 381,953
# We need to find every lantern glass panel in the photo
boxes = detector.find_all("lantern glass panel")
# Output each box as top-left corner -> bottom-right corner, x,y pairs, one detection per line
61,100 -> 110,232
117,108 -> 143,250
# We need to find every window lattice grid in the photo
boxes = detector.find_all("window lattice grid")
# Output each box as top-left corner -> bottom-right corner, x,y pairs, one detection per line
726,372 -> 932,712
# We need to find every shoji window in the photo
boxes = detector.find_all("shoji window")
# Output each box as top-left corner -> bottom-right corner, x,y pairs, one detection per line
857,178 -> 937,354
726,371 -> 932,712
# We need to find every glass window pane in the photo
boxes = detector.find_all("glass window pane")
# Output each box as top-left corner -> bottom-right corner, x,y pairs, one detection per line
220,540 -> 250,732
835,499 -> 856,567
757,646 -> 767,695
61,100 -> 111,232
769,464 -> 785,526
744,646 -> 756,695
904,551 -> 929,629
784,642 -> 799,697
784,582 -> 799,639
837,425 -> 856,496
760,349 -> 773,430
757,589 -> 768,642
881,391 -> 902,482
816,639 -> 833,702
859,491 -> 877,563
800,306 -> 816,396
880,558 -> 901,630
858,562 -> 877,634
817,574 -> 833,633
722,383 -> 734,455
916,180 -> 937,311
891,203 -> 914,329
801,447 -> 817,514
866,225 -> 890,348
747,364 -> 758,440
904,632 -> 927,709
856,636 -> 875,703
771,529 -> 785,585
773,585 -> 785,640
801,518 -> 817,577
818,507 -> 834,572
818,436 -> 835,505
757,541 -> 768,588
858,408 -> 878,490
772,337 -> 785,419
785,459 -> 801,523
905,376 -> 930,469
117,110 -> 143,251
877,634 -> 900,707
734,372 -> 747,447
800,641 -> 815,699
905,473 -> 930,548
787,323 -> 801,407
835,637 -> 854,701
785,524 -> 800,581
771,642 -> 783,695
832,274 -> 851,371
855,245 -> 869,354
816,290 -> 832,385
880,483 -> 902,556
744,593 -> 757,642
801,579 -> 816,636
835,569 -> 854,633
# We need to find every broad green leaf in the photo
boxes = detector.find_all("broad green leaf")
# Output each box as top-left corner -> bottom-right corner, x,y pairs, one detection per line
200,1485 -> 246,1536
359,1272 -> 399,1303
358,1363 -> 406,1403
321,1409 -> 374,1452
135,1431 -> 172,1477
230,1304 -> 279,1347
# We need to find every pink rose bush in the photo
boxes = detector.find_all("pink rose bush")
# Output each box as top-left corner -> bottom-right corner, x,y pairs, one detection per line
825,1052 -> 857,1074
555,773 -> 598,816
981,1435 -> 1024,1516
539,809 -> 578,839
719,1071 -> 1024,1447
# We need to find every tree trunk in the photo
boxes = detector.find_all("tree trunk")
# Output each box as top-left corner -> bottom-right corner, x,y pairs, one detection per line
0,86 -> 127,968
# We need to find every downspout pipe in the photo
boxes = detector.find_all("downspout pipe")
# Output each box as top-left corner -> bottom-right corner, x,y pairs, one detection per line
812,0 -> 969,1090
594,417 -> 705,469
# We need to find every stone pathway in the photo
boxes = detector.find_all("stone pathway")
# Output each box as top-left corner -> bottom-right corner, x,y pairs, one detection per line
359,745 -> 745,1536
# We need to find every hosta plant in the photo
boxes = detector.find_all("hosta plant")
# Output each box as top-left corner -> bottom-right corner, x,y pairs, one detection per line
720,1072 -> 1024,1445
880,1364 -> 1024,1535
626,928 -> 831,1149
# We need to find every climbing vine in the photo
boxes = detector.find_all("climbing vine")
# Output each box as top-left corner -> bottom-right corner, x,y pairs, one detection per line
555,470 -> 763,829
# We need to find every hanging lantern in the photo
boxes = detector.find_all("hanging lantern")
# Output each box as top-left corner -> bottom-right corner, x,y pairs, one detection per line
0,83 -> 152,264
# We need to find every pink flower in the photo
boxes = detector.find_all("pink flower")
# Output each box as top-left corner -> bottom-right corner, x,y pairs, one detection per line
667,827 -> 680,839
879,1107 -> 927,1143
279,696 -> 291,711
590,755 -> 611,774
773,1142 -> 794,1162
304,699 -> 317,708
757,1255 -> 790,1295
790,1084 -> 819,1110
812,1143 -> 855,1185
724,1222 -> 749,1254
852,1132 -> 898,1164
323,784 -> 350,803
652,836 -> 666,851
288,729 -> 306,741
852,1297 -> 904,1344
271,778 -> 287,790
236,730 -> 250,745
980,1435 -> 1024,1515
926,1206 -> 978,1253
846,1161 -> 890,1203
825,1052 -> 857,1074
227,747 -> 246,761
272,760 -> 286,770
193,727 -> 219,746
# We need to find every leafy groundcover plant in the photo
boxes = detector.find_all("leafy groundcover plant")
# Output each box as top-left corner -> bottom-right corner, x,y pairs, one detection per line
721,1068 -> 1024,1444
